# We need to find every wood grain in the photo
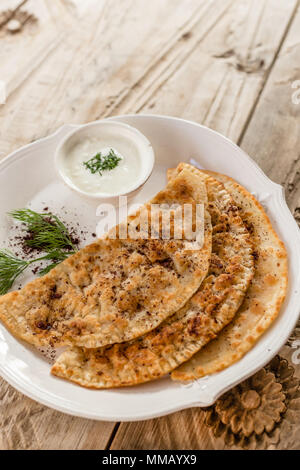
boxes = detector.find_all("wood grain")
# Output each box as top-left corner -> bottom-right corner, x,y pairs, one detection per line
241,3 -> 300,221
0,376 -> 115,450
0,0 -> 300,450
110,409 -> 228,450
0,0 -> 218,157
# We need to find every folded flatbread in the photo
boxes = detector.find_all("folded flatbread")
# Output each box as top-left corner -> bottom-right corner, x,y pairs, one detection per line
0,166 -> 212,348
172,171 -> 288,381
51,165 -> 254,388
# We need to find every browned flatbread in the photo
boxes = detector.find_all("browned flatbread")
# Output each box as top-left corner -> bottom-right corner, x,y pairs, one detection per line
171,170 -> 288,381
0,167 -> 212,348
51,166 -> 254,388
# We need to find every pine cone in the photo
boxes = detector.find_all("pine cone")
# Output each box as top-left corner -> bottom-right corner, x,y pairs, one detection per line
286,318 -> 300,347
204,356 -> 300,449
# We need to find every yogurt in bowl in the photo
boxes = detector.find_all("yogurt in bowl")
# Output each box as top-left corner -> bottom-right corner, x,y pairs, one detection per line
55,120 -> 155,199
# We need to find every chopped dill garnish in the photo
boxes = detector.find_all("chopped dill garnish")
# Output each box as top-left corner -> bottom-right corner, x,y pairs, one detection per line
83,148 -> 121,176
0,209 -> 79,295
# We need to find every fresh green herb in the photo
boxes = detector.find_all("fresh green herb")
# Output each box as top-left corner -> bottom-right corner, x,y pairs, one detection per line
0,249 -> 73,295
83,148 -> 121,176
0,250 -> 30,295
37,249 -> 72,276
0,209 -> 79,295
9,209 -> 77,252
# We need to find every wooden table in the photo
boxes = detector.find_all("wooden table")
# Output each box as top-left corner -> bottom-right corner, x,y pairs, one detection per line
0,0 -> 300,450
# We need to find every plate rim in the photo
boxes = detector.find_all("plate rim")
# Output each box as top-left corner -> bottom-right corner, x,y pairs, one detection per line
0,113 -> 299,422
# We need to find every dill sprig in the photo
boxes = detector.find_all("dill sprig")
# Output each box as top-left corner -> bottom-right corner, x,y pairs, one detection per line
0,248 -> 73,294
0,251 -> 29,295
9,209 -> 77,252
83,148 -> 121,176
37,249 -> 71,276
0,209 -> 79,295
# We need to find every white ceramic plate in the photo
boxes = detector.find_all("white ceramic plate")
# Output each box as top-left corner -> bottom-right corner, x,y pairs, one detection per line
0,114 -> 299,422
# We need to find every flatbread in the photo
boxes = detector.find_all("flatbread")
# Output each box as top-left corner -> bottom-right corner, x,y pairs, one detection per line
171,171 -> 288,381
0,167 -> 212,348
51,165 -> 254,388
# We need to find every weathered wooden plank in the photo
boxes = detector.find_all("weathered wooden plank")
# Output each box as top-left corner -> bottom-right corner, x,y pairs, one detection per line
110,409 -> 227,450
0,376 -> 116,450
240,4 -> 300,221
0,0 -> 211,157
119,0 -> 298,143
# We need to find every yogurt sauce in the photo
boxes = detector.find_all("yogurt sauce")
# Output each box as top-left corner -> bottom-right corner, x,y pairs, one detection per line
62,135 -> 142,196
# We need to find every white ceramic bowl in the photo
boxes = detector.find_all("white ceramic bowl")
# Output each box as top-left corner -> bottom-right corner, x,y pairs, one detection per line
0,114 -> 299,421
55,120 -> 155,199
